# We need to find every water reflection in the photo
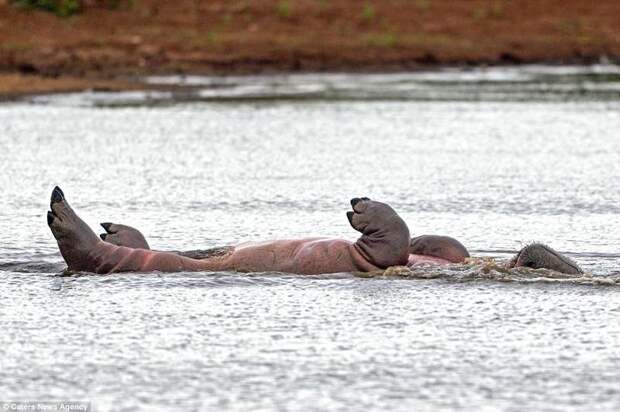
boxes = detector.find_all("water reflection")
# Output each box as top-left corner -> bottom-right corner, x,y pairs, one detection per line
23,64 -> 620,107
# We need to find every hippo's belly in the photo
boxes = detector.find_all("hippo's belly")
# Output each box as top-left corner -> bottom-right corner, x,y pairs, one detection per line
225,238 -> 358,274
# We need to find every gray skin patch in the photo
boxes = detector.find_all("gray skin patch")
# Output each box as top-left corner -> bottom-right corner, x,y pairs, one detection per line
176,247 -> 234,260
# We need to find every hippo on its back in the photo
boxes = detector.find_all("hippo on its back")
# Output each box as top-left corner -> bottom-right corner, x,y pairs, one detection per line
101,224 -> 582,275
47,187 -> 411,275
48,186 -> 583,275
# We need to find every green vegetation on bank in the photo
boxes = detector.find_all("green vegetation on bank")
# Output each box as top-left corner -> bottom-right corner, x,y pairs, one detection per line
10,0 -> 130,17
11,0 -> 80,17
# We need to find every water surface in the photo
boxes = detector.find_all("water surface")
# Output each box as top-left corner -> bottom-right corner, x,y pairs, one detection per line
1,65 -> 620,411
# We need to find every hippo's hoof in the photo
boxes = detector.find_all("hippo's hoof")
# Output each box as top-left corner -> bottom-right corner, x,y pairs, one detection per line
350,197 -> 371,208
50,186 -> 64,204
98,222 -> 150,249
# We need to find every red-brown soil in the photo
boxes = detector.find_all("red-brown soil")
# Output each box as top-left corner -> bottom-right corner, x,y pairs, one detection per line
1,0 -> 619,96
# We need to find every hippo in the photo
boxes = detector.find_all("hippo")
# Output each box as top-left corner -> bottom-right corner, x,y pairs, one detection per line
48,187 -> 419,274
100,221 -> 582,275
48,186 -> 582,275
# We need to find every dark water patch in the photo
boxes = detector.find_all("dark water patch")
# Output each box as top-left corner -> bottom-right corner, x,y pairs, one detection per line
0,259 -> 65,273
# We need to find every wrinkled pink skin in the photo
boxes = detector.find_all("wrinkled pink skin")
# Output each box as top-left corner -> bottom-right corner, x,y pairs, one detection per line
86,242 -> 450,273
80,238 -> 382,274
406,254 -> 452,267
48,188 -> 410,275
93,237 -> 452,271
98,223 -> 585,274
98,223 -> 456,269
98,219 -> 458,270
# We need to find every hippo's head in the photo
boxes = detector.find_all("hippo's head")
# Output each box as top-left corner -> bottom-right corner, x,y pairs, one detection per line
508,243 -> 582,275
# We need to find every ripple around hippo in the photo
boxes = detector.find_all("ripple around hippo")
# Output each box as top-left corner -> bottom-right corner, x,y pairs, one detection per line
376,259 -> 620,286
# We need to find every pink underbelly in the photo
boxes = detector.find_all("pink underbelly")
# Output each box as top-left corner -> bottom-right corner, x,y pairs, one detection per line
407,254 -> 452,267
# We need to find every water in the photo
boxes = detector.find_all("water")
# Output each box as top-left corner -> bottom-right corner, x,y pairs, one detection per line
1,65 -> 620,411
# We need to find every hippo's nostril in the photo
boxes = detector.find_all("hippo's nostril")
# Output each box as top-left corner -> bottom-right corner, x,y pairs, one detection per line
101,222 -> 113,233
350,198 -> 361,208
100,234 -> 107,241
51,186 -> 64,204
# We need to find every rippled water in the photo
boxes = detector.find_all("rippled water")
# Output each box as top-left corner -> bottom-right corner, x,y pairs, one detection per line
1,66 -> 620,411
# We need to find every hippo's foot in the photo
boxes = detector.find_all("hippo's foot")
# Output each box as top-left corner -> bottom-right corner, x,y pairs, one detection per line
508,243 -> 582,275
47,186 -> 101,272
409,235 -> 470,263
100,222 -> 150,250
347,197 -> 411,268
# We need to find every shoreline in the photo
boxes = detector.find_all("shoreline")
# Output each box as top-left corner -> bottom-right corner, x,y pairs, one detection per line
2,58 -> 619,100
2,0 -> 619,98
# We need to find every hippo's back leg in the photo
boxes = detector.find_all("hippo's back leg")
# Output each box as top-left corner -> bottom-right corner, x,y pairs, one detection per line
409,235 -> 470,263
100,223 -> 150,249
47,186 -> 102,272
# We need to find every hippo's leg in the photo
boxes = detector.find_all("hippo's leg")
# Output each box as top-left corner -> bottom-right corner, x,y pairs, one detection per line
347,197 -> 411,268
99,222 -> 232,259
100,223 -> 150,249
508,243 -> 582,274
47,186 -> 101,272
409,235 -> 470,263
